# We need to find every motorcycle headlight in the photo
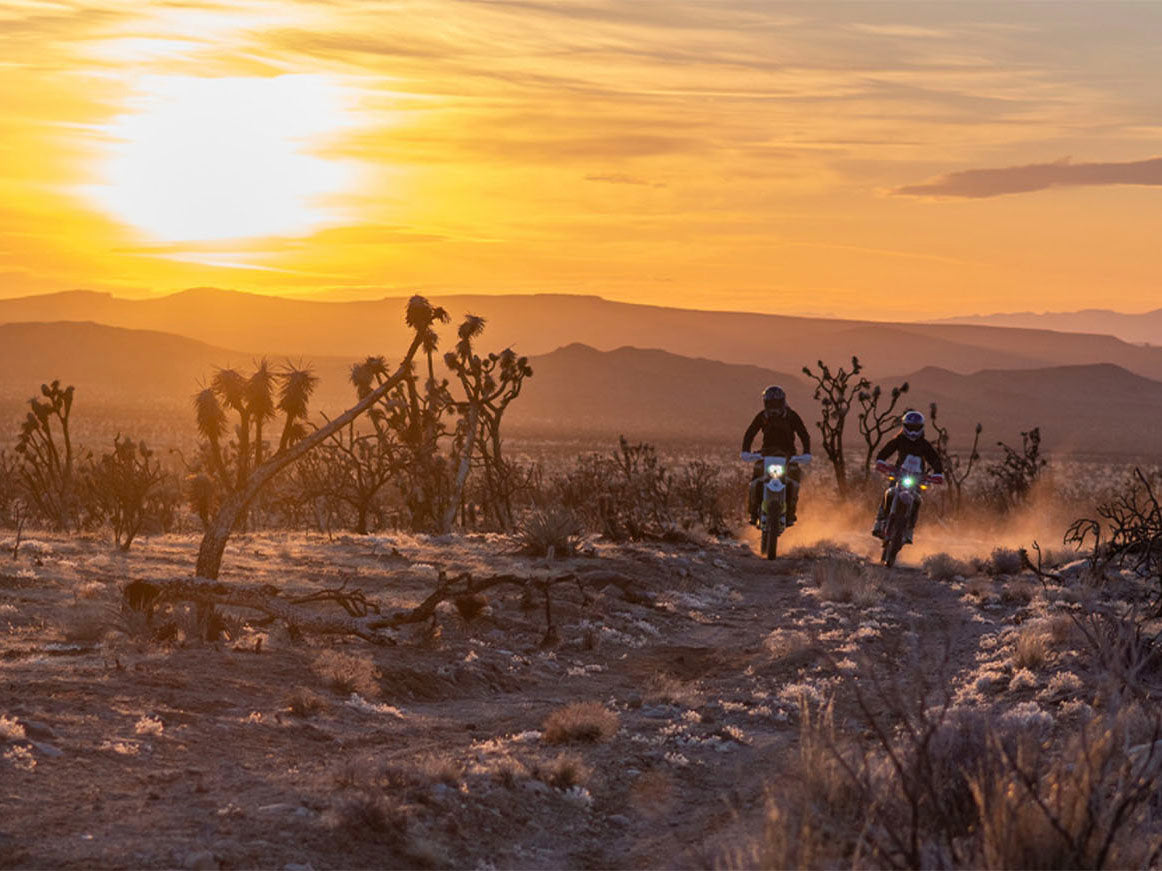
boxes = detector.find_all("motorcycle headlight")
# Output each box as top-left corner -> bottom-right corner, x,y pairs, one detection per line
767,463 -> 784,478
902,476 -> 916,488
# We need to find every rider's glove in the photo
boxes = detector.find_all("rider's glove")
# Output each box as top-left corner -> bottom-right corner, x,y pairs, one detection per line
929,473 -> 945,484
739,451 -> 750,461
875,459 -> 894,474
799,453 -> 812,463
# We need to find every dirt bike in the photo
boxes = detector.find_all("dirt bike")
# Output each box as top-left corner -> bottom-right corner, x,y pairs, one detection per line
742,451 -> 812,560
875,457 -> 942,567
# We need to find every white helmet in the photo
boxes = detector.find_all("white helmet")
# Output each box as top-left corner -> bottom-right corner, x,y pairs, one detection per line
902,410 -> 925,440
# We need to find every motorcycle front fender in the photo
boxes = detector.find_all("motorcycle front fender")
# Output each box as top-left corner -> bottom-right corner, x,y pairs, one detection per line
765,478 -> 786,495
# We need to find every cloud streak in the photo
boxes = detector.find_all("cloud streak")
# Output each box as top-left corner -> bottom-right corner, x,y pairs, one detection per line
895,156 -> 1162,198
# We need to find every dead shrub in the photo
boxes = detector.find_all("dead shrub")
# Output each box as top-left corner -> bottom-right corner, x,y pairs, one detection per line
644,672 -> 702,708
62,608 -> 110,643
922,552 -> 972,582
452,592 -> 488,622
964,576 -> 994,599
519,506 -> 582,557
813,558 -> 881,605
313,649 -> 381,698
1013,626 -> 1050,671
786,539 -> 855,561
542,701 -> 619,744
1046,612 -> 1079,645
538,752 -> 591,790
763,629 -> 815,664
286,686 -> 330,718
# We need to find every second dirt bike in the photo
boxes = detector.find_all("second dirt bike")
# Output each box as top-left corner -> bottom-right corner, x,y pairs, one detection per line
875,457 -> 942,567
742,452 -> 812,559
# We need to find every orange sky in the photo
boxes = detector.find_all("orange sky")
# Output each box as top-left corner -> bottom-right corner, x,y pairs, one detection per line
2,0 -> 1160,319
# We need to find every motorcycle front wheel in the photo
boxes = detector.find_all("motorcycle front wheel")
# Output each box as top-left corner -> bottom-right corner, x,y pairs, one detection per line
882,511 -> 906,567
761,522 -> 778,560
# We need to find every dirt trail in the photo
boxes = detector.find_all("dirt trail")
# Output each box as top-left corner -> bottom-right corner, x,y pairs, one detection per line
0,529 -> 1043,868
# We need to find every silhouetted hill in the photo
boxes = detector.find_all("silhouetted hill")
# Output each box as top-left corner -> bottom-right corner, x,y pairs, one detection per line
931,309 -> 1162,347
895,363 -> 1162,457
2,322 -> 1161,459
509,343 -> 808,441
5,288 -> 1162,382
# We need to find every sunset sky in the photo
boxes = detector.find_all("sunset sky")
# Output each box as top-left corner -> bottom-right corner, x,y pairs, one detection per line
2,0 -> 1160,319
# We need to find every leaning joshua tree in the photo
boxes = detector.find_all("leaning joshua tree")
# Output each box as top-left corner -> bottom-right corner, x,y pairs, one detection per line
193,296 -> 443,580
802,356 -> 867,495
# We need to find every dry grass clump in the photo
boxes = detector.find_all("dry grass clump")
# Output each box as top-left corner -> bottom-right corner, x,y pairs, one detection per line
491,755 -> 530,789
964,576 -> 994,599
970,719 -> 1162,869
286,686 -> 330,718
542,701 -> 619,744
763,629 -> 814,664
0,714 -> 26,741
519,507 -> 582,557
645,672 -> 703,708
922,552 -> 973,582
313,649 -> 381,698
984,547 -> 1024,576
813,558 -> 881,606
537,752 -> 591,789
786,539 -> 855,561
1013,625 -> 1050,671
62,608 -> 110,643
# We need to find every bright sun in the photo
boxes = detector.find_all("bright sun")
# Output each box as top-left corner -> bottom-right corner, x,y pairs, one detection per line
90,75 -> 356,243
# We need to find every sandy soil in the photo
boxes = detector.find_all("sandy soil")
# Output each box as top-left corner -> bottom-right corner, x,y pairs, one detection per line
0,522 -> 1103,869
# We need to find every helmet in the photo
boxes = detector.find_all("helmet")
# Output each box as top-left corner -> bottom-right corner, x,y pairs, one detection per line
902,410 -> 925,440
763,385 -> 787,413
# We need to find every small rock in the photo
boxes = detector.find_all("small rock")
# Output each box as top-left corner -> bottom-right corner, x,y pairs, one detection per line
608,814 -> 631,827
257,802 -> 295,814
184,850 -> 217,870
522,780 -> 552,796
712,558 -> 730,570
283,864 -> 315,871
30,740 -> 63,758
626,693 -> 643,710
20,720 -> 57,741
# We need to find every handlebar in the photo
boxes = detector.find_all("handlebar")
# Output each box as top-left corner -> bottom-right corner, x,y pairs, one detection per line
876,461 -> 943,485
741,452 -> 813,465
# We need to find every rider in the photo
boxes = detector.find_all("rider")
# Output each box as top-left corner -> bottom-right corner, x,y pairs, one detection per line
741,386 -> 812,526
872,409 -> 944,542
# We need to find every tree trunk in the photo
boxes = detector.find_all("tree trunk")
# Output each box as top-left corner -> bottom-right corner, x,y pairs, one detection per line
442,403 -> 479,534
195,334 -> 425,579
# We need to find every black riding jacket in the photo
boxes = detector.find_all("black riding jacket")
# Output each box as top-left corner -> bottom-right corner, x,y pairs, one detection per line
876,433 -> 944,475
742,408 -> 811,457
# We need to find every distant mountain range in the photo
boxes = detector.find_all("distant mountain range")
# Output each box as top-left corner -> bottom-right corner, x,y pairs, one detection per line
930,309 -> 1162,347
5,287 -> 1162,382
1,321 -> 1159,459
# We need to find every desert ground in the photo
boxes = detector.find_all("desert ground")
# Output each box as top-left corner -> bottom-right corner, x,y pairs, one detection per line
3,508 -> 1155,870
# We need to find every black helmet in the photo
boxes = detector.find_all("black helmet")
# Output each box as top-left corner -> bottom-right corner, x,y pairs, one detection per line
902,409 -> 925,440
763,385 -> 787,413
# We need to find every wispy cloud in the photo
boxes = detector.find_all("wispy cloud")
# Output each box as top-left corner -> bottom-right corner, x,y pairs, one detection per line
894,156 -> 1162,198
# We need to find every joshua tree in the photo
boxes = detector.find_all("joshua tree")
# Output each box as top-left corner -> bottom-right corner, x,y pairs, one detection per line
194,361 -> 317,497
929,403 -> 982,513
988,426 -> 1046,510
802,357 -> 868,495
857,379 -> 910,479
14,380 -> 81,529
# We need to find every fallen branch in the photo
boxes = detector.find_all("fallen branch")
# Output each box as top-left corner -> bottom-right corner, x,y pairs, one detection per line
125,568 -> 651,645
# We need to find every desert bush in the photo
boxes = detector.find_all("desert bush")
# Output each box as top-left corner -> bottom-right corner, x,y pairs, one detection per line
313,649 -> 381,698
670,458 -> 733,534
518,506 -> 582,556
82,435 -> 167,551
286,686 -> 330,717
325,790 -> 408,843
984,546 -> 1024,576
542,701 -> 619,744
922,552 -> 972,582
559,437 -> 672,541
